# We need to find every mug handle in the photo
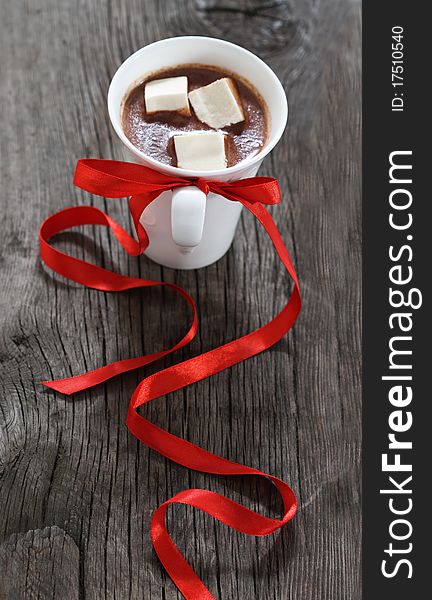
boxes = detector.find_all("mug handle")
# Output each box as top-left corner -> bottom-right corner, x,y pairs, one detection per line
171,186 -> 207,248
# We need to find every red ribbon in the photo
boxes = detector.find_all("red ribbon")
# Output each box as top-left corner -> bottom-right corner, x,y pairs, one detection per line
39,159 -> 301,599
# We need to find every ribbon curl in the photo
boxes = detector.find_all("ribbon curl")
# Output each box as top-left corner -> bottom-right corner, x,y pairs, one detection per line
39,159 -> 301,599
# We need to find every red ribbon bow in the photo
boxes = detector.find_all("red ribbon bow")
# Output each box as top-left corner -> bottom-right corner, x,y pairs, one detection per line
39,158 -> 301,600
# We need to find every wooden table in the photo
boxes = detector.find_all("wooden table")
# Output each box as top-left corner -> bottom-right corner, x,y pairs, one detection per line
0,1 -> 361,598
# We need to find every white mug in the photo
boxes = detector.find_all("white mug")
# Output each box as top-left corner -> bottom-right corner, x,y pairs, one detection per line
108,36 -> 288,269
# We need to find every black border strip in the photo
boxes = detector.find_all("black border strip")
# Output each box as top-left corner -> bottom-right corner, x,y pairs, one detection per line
363,2 -> 429,596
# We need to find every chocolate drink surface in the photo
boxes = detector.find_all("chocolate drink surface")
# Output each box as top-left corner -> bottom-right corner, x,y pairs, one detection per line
121,65 -> 268,168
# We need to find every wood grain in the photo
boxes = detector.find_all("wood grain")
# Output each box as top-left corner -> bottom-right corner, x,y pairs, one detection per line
0,0 -> 361,598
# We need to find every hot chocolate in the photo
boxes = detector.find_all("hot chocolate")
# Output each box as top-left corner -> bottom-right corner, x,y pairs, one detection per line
121,64 -> 268,169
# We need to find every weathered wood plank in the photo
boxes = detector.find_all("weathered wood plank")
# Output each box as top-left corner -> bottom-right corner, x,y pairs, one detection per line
0,527 -> 80,600
0,0 -> 361,598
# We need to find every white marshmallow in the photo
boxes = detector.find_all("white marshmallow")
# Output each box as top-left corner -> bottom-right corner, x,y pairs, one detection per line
144,76 -> 190,114
173,131 -> 227,171
188,78 -> 245,129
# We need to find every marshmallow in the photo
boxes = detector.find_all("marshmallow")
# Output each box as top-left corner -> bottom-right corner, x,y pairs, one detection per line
173,131 -> 227,171
144,76 -> 190,114
188,78 -> 245,129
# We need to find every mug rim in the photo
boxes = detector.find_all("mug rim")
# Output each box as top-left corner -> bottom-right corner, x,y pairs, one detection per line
107,36 -> 288,178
